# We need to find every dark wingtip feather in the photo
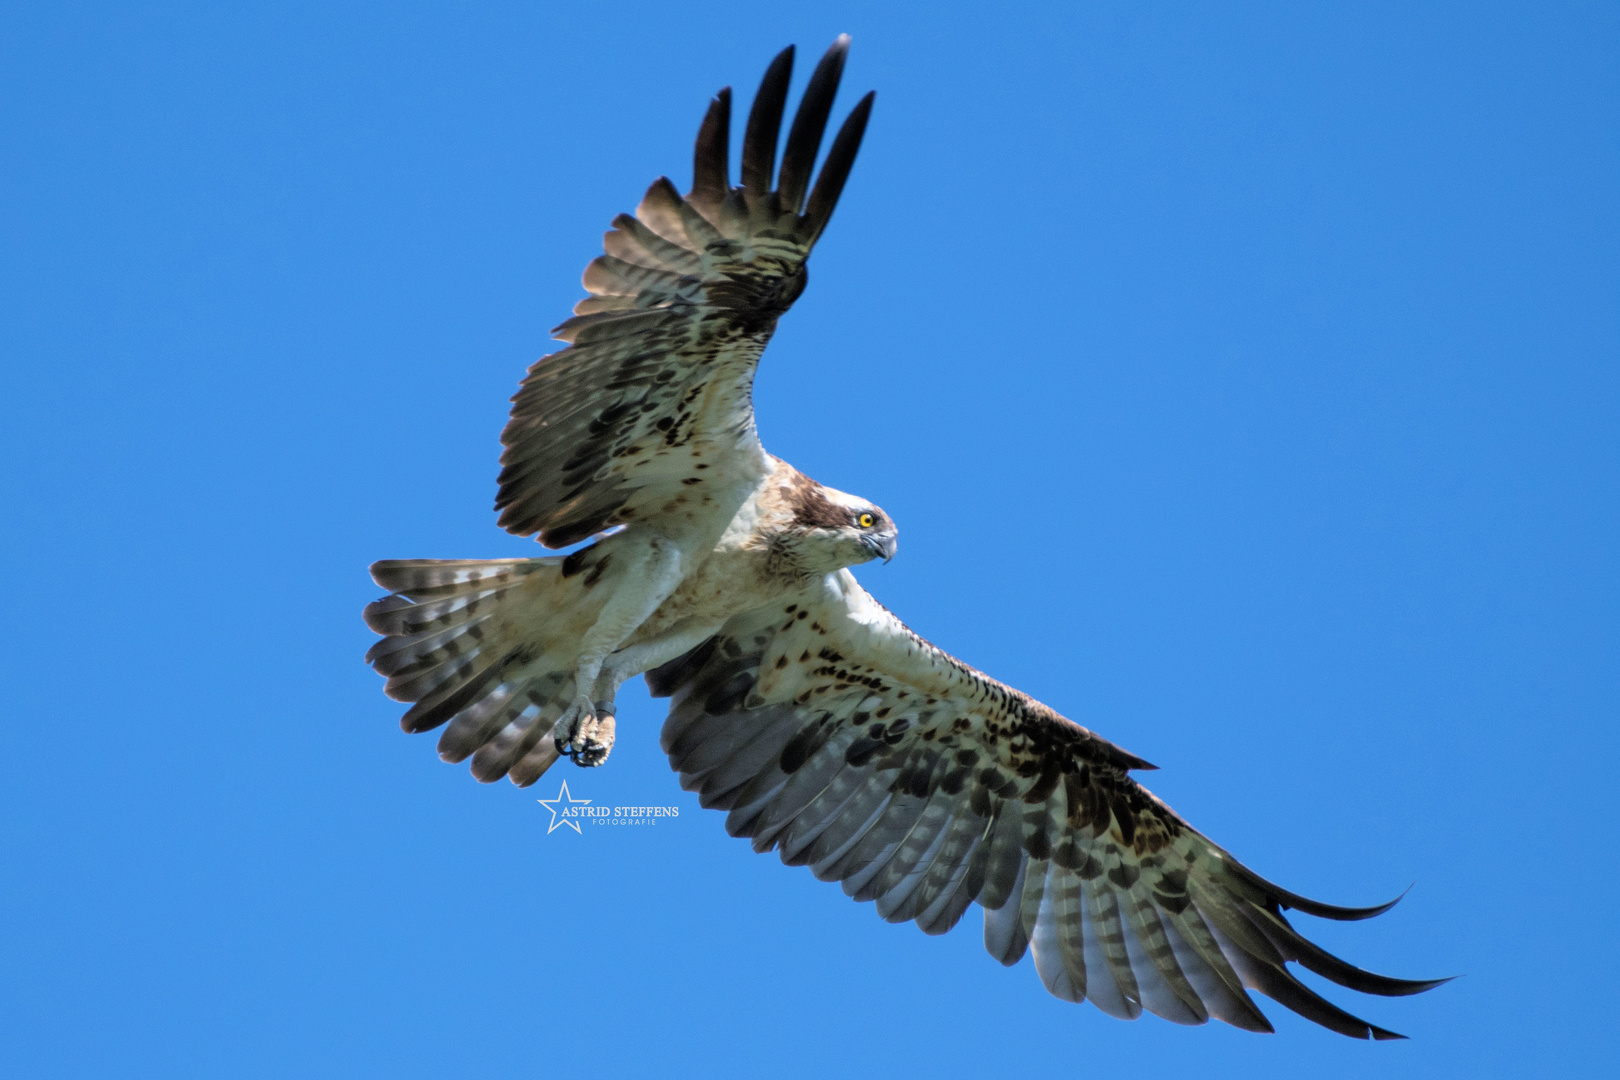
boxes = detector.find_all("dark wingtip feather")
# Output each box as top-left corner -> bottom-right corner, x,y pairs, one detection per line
1240,868 -> 1413,922
741,46 -> 794,200
1298,947 -> 1455,998
777,35 -> 851,212
802,90 -> 874,244
1254,908 -> 1454,997
691,87 -> 732,208
1246,961 -> 1407,1040
1290,932 -> 1454,997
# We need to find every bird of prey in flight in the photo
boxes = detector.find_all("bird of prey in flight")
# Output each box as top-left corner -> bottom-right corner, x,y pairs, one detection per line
364,36 -> 1445,1038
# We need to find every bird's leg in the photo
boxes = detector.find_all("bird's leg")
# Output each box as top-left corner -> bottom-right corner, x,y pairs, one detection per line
553,534 -> 684,767
593,616 -> 725,703
558,618 -> 723,768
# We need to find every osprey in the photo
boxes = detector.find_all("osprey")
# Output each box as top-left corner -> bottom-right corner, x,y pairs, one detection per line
364,37 -> 1444,1038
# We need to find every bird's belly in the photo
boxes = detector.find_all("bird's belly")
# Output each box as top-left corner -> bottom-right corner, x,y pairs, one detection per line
632,545 -> 778,641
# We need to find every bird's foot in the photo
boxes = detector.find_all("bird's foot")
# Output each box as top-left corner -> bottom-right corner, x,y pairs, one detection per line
552,697 -> 616,768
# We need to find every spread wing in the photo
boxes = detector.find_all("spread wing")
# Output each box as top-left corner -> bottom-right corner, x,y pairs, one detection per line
648,570 -> 1447,1038
496,38 -> 874,547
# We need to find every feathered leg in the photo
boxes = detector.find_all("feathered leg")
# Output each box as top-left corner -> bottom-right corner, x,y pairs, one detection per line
553,533 -> 686,766
596,617 -> 725,701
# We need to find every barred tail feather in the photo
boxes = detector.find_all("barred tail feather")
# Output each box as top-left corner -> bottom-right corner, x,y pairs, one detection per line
363,554 -> 616,786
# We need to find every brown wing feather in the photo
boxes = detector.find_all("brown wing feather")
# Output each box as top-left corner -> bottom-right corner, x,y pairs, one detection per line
649,569 -> 1448,1038
496,39 -> 875,547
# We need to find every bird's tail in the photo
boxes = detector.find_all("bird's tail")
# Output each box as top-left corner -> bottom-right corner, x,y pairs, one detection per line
363,550 -> 618,786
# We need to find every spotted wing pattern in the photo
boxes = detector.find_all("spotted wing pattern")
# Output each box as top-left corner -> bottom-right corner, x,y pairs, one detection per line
496,38 -> 875,547
648,570 -> 1446,1038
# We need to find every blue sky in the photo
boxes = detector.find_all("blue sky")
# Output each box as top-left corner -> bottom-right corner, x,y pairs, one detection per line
2,2 -> 1615,1077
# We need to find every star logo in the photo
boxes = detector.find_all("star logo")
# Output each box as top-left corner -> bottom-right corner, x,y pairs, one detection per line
537,779 -> 592,834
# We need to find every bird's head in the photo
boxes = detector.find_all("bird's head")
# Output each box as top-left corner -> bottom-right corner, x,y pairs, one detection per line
783,481 -> 898,574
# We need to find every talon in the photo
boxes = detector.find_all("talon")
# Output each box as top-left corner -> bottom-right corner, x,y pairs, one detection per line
550,696 -> 616,768
551,698 -> 594,762
572,713 -> 616,768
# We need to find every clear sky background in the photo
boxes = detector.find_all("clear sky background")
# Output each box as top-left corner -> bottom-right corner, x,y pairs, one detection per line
2,2 -> 1615,1077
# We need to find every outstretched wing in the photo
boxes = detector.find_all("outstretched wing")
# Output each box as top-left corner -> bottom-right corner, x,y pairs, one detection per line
648,570 -> 1446,1038
497,38 -> 875,547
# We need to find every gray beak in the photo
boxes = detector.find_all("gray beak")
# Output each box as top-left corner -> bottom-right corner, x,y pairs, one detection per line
869,532 -> 897,563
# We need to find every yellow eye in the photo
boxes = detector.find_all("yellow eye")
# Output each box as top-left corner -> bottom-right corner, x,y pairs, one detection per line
857,513 -> 875,528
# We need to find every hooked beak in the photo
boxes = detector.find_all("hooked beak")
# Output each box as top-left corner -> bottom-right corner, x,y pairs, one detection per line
863,532 -> 898,564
